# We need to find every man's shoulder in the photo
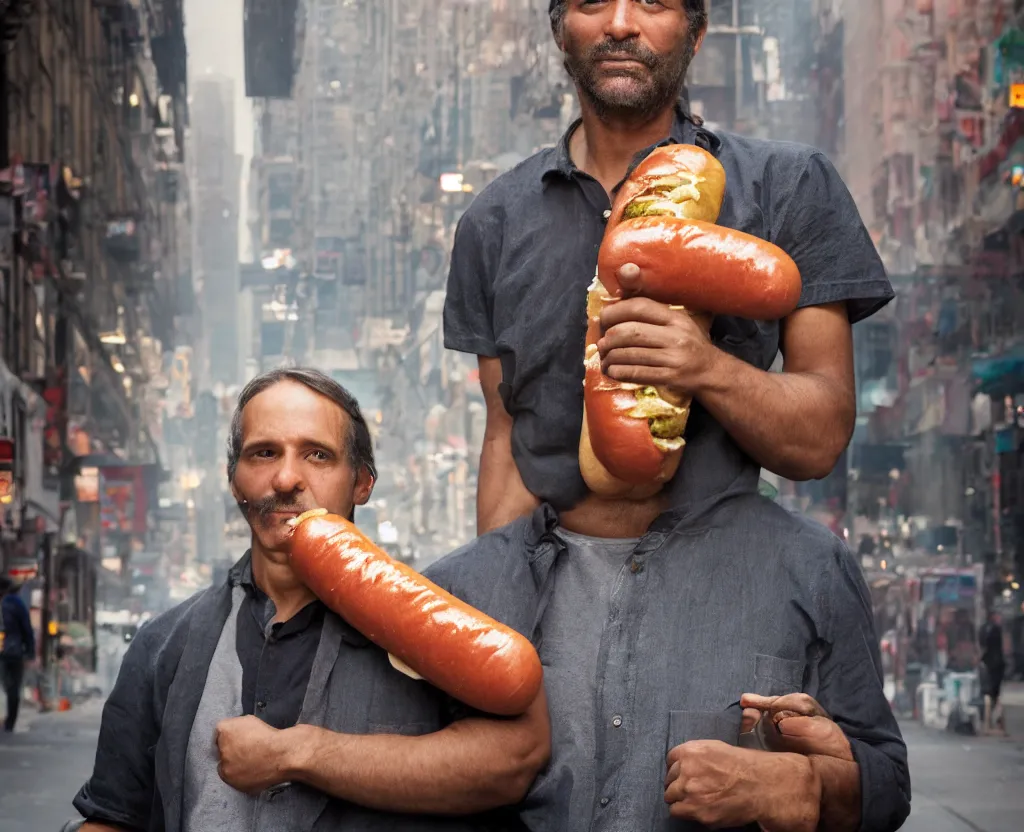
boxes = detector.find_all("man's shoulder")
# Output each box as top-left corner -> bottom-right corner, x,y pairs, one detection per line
712,128 -> 836,185
424,516 -> 533,589
133,586 -> 216,649
462,146 -> 560,216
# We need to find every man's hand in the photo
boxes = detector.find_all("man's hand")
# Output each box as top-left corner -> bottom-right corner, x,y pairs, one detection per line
216,715 -> 292,794
664,741 -> 820,831
597,295 -> 719,397
741,693 -> 854,762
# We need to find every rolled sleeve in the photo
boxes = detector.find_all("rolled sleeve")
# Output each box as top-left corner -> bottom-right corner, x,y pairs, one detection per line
73,628 -> 162,829
817,544 -> 911,832
443,199 -> 503,358
772,152 -> 894,324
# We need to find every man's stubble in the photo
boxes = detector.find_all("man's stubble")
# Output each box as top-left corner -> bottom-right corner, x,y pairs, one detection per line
562,30 -> 698,122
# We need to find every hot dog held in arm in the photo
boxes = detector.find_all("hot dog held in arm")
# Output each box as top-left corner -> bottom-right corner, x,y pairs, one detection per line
287,508 -> 543,717
579,145 -> 804,497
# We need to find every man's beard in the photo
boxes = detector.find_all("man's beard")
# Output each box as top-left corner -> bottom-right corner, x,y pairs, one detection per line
563,34 -> 697,121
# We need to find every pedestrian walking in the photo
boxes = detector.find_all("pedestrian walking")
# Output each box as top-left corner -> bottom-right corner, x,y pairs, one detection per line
1,575 -> 36,732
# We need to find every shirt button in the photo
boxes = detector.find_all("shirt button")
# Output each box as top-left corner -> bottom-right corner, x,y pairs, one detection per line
612,715 -> 623,728
602,209 -> 611,220
600,797 -> 610,807
256,701 -> 267,711
630,561 -> 644,574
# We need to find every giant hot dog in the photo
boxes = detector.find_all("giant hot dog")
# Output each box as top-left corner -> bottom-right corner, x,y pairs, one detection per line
288,509 -> 543,717
579,145 -> 802,496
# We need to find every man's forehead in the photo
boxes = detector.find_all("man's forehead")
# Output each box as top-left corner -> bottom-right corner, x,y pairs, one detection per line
241,384 -> 348,446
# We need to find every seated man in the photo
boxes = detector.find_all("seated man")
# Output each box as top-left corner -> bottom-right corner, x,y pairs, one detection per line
72,369 -> 548,832
423,484 -> 911,832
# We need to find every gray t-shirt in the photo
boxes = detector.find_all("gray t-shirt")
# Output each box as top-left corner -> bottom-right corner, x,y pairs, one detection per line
541,528 -> 641,832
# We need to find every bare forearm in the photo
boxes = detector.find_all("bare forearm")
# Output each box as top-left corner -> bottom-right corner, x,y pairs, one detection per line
756,753 -> 822,832
695,350 -> 854,481
477,437 -> 539,534
285,700 -> 549,815
81,824 -> 130,832
810,756 -> 861,832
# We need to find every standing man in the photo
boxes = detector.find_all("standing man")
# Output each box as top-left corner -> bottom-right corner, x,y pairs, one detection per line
979,610 -> 1008,736
444,0 -> 892,537
1,575 -> 35,732
72,368 -> 547,832
441,3 -> 909,828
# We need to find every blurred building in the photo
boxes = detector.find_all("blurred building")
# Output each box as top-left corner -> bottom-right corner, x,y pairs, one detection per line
0,0 -> 190,678
836,0 -> 1024,613
243,0 -> 571,555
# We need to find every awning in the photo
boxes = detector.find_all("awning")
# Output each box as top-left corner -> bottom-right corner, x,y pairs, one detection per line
972,343 -> 1024,396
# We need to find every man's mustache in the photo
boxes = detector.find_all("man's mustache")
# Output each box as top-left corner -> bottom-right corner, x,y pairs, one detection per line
588,38 -> 659,69
241,494 -> 307,520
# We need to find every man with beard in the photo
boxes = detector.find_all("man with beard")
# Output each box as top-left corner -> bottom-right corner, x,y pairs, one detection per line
70,369 -> 547,832
440,2 -> 909,830
445,0 -> 890,538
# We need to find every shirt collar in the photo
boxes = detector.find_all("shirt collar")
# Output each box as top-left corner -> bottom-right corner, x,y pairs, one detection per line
228,549 -> 369,647
541,101 -> 721,183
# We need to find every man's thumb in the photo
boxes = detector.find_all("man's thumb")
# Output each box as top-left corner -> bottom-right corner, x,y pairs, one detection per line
617,263 -> 642,294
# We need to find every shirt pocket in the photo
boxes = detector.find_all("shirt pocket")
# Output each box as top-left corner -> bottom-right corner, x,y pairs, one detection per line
752,653 -> 806,697
666,709 -> 743,756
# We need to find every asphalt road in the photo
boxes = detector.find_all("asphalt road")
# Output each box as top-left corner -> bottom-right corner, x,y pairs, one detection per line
0,705 -> 1022,831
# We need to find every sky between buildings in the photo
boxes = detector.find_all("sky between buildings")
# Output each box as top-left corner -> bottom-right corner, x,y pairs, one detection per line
184,0 -> 254,262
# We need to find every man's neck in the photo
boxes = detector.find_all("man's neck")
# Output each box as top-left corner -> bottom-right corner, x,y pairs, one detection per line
570,99 -> 678,195
250,546 -> 317,623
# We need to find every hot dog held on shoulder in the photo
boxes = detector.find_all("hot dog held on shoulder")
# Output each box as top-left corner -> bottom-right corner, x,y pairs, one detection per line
579,144 -> 803,497
286,508 -> 543,717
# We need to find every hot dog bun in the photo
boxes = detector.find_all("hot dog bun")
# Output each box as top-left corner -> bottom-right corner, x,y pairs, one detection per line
289,510 -> 543,716
597,217 -> 802,320
608,144 -> 727,228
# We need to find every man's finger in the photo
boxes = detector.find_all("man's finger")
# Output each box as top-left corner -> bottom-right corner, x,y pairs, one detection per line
741,692 -> 828,720
601,348 -> 672,372
664,759 -> 681,788
605,365 -> 676,386
741,708 -> 762,734
770,716 -> 855,762
600,297 -> 675,329
598,322 -> 668,352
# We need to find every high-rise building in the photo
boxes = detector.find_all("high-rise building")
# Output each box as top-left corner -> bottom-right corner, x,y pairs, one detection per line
192,74 -> 243,389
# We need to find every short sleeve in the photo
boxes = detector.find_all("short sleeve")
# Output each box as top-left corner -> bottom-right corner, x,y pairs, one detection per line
772,152 -> 894,324
443,201 -> 502,357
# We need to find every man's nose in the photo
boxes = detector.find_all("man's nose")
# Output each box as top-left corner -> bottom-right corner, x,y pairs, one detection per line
607,0 -> 641,41
270,455 -> 305,494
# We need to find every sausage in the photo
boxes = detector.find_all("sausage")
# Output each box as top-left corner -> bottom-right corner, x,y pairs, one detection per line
597,217 -> 803,321
288,509 -> 543,716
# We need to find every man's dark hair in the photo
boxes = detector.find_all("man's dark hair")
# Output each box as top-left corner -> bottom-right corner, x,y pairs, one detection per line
226,367 -> 377,482
549,0 -> 709,36
0,576 -> 13,596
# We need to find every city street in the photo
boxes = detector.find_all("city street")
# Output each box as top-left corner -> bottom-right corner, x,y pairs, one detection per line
1,705 -> 1022,831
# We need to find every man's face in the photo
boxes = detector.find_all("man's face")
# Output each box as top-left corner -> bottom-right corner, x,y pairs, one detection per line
558,1 -> 703,120
230,380 -> 374,561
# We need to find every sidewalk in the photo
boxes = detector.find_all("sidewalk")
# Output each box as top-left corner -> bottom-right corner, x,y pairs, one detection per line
0,698 -> 104,832
1000,681 -> 1024,737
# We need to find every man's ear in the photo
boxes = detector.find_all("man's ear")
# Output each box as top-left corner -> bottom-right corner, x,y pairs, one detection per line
354,467 -> 375,507
692,24 -> 707,57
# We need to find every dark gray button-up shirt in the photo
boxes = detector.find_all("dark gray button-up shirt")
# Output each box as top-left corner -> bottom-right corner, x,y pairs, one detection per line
424,477 -> 912,832
443,106 -> 894,511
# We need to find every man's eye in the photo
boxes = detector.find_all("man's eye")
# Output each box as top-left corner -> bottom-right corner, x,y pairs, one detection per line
253,449 -> 274,459
308,450 -> 330,461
